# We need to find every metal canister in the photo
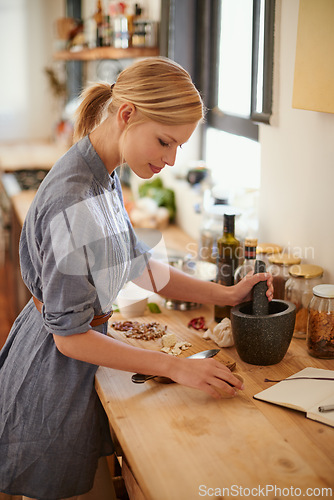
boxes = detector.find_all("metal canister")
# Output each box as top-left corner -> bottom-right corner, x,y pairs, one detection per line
307,284 -> 334,359
285,264 -> 324,339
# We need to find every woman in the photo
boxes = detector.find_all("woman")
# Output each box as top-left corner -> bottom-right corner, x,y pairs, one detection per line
0,57 -> 273,500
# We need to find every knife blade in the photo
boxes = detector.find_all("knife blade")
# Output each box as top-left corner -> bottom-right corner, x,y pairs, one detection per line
131,348 -> 220,384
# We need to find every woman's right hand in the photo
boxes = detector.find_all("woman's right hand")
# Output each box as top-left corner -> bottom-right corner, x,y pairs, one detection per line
169,356 -> 244,399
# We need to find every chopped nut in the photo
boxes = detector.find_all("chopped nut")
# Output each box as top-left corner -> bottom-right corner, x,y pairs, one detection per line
162,333 -> 177,348
161,347 -> 171,354
111,321 -> 167,340
160,338 -> 192,356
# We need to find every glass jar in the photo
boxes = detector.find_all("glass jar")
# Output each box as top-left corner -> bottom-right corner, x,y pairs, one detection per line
285,264 -> 324,339
256,242 -> 282,268
307,284 -> 334,359
268,253 -> 302,300
199,205 -> 225,264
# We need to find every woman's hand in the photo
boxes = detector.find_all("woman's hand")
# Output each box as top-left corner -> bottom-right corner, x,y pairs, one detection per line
226,271 -> 274,307
169,356 -> 244,399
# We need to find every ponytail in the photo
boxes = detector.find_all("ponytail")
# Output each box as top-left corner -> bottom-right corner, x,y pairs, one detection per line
73,57 -> 204,143
73,82 -> 112,142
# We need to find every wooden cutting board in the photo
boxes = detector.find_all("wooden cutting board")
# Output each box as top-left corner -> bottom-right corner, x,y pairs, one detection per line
107,303 -> 236,371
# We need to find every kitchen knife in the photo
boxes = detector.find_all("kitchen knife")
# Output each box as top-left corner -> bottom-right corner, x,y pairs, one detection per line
131,348 -> 220,384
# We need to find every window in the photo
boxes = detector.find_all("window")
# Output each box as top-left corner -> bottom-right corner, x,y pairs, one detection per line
160,0 -> 275,191
202,0 -> 275,191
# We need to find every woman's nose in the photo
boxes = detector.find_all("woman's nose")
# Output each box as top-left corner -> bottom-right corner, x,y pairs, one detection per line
163,147 -> 177,166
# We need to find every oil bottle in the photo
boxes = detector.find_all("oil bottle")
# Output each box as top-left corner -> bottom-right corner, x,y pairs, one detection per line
214,213 -> 240,322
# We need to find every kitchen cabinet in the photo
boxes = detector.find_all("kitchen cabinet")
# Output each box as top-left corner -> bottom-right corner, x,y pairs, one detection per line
0,143 -> 68,318
10,191 -> 36,316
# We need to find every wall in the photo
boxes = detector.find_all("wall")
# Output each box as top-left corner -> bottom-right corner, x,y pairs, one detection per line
0,0 -> 64,142
0,0 -> 158,143
258,0 -> 334,283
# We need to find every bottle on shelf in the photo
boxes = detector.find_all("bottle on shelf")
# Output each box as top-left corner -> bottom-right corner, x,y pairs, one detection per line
234,238 -> 258,283
214,213 -> 240,322
84,13 -> 97,49
112,1 -> 130,48
102,14 -> 113,47
94,0 -> 104,47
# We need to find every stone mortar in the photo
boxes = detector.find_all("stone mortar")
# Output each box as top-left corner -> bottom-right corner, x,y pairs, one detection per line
231,300 -> 296,365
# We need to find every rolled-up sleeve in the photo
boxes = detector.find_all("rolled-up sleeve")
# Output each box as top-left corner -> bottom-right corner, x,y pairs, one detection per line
39,207 -> 98,336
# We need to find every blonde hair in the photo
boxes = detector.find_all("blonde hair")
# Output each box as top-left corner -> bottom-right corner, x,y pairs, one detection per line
74,57 -> 205,142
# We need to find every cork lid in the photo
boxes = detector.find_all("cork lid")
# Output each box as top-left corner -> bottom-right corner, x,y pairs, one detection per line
289,264 -> 324,279
313,284 -> 334,298
257,243 -> 282,255
268,253 -> 301,266
244,237 -> 258,247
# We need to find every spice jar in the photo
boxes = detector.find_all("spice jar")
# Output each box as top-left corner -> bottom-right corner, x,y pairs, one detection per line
285,264 -> 324,339
268,253 -> 301,300
307,284 -> 334,359
256,242 -> 282,268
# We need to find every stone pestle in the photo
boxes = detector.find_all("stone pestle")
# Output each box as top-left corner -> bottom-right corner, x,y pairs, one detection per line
252,260 -> 269,316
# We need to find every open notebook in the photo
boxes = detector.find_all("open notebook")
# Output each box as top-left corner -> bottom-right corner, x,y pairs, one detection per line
254,367 -> 334,427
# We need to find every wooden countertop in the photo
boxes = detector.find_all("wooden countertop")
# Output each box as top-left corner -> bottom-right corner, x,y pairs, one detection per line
95,304 -> 334,500
10,189 -> 196,256
0,141 -> 68,171
11,190 -> 37,227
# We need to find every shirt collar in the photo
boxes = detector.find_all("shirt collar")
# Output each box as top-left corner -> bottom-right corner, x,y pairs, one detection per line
76,135 -> 115,190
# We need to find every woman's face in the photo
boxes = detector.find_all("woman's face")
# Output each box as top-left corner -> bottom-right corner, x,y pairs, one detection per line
120,117 -> 198,179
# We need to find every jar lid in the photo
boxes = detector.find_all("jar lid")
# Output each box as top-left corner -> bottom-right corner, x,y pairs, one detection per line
245,237 -> 258,247
268,253 -> 301,266
257,243 -> 282,255
313,284 -> 334,298
289,264 -> 324,279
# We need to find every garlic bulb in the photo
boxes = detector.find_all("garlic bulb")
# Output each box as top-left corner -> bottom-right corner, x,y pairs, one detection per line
203,318 -> 234,347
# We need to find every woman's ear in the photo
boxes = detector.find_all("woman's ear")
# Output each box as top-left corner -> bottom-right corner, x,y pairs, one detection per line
117,103 -> 136,129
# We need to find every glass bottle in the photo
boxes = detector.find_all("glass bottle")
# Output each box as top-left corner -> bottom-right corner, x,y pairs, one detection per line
214,213 -> 240,322
285,264 -> 324,339
94,0 -> 104,47
268,253 -> 301,300
234,237 -> 258,283
307,284 -> 334,359
199,205 -> 225,264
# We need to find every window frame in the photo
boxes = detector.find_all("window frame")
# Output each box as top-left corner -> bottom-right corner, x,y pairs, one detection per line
202,0 -> 275,142
160,0 -> 275,144
251,0 -> 276,124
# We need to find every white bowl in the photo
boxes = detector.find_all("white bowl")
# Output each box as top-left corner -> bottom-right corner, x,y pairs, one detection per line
117,283 -> 152,318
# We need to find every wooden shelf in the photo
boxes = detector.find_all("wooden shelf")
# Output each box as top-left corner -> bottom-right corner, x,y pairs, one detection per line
54,46 -> 159,61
